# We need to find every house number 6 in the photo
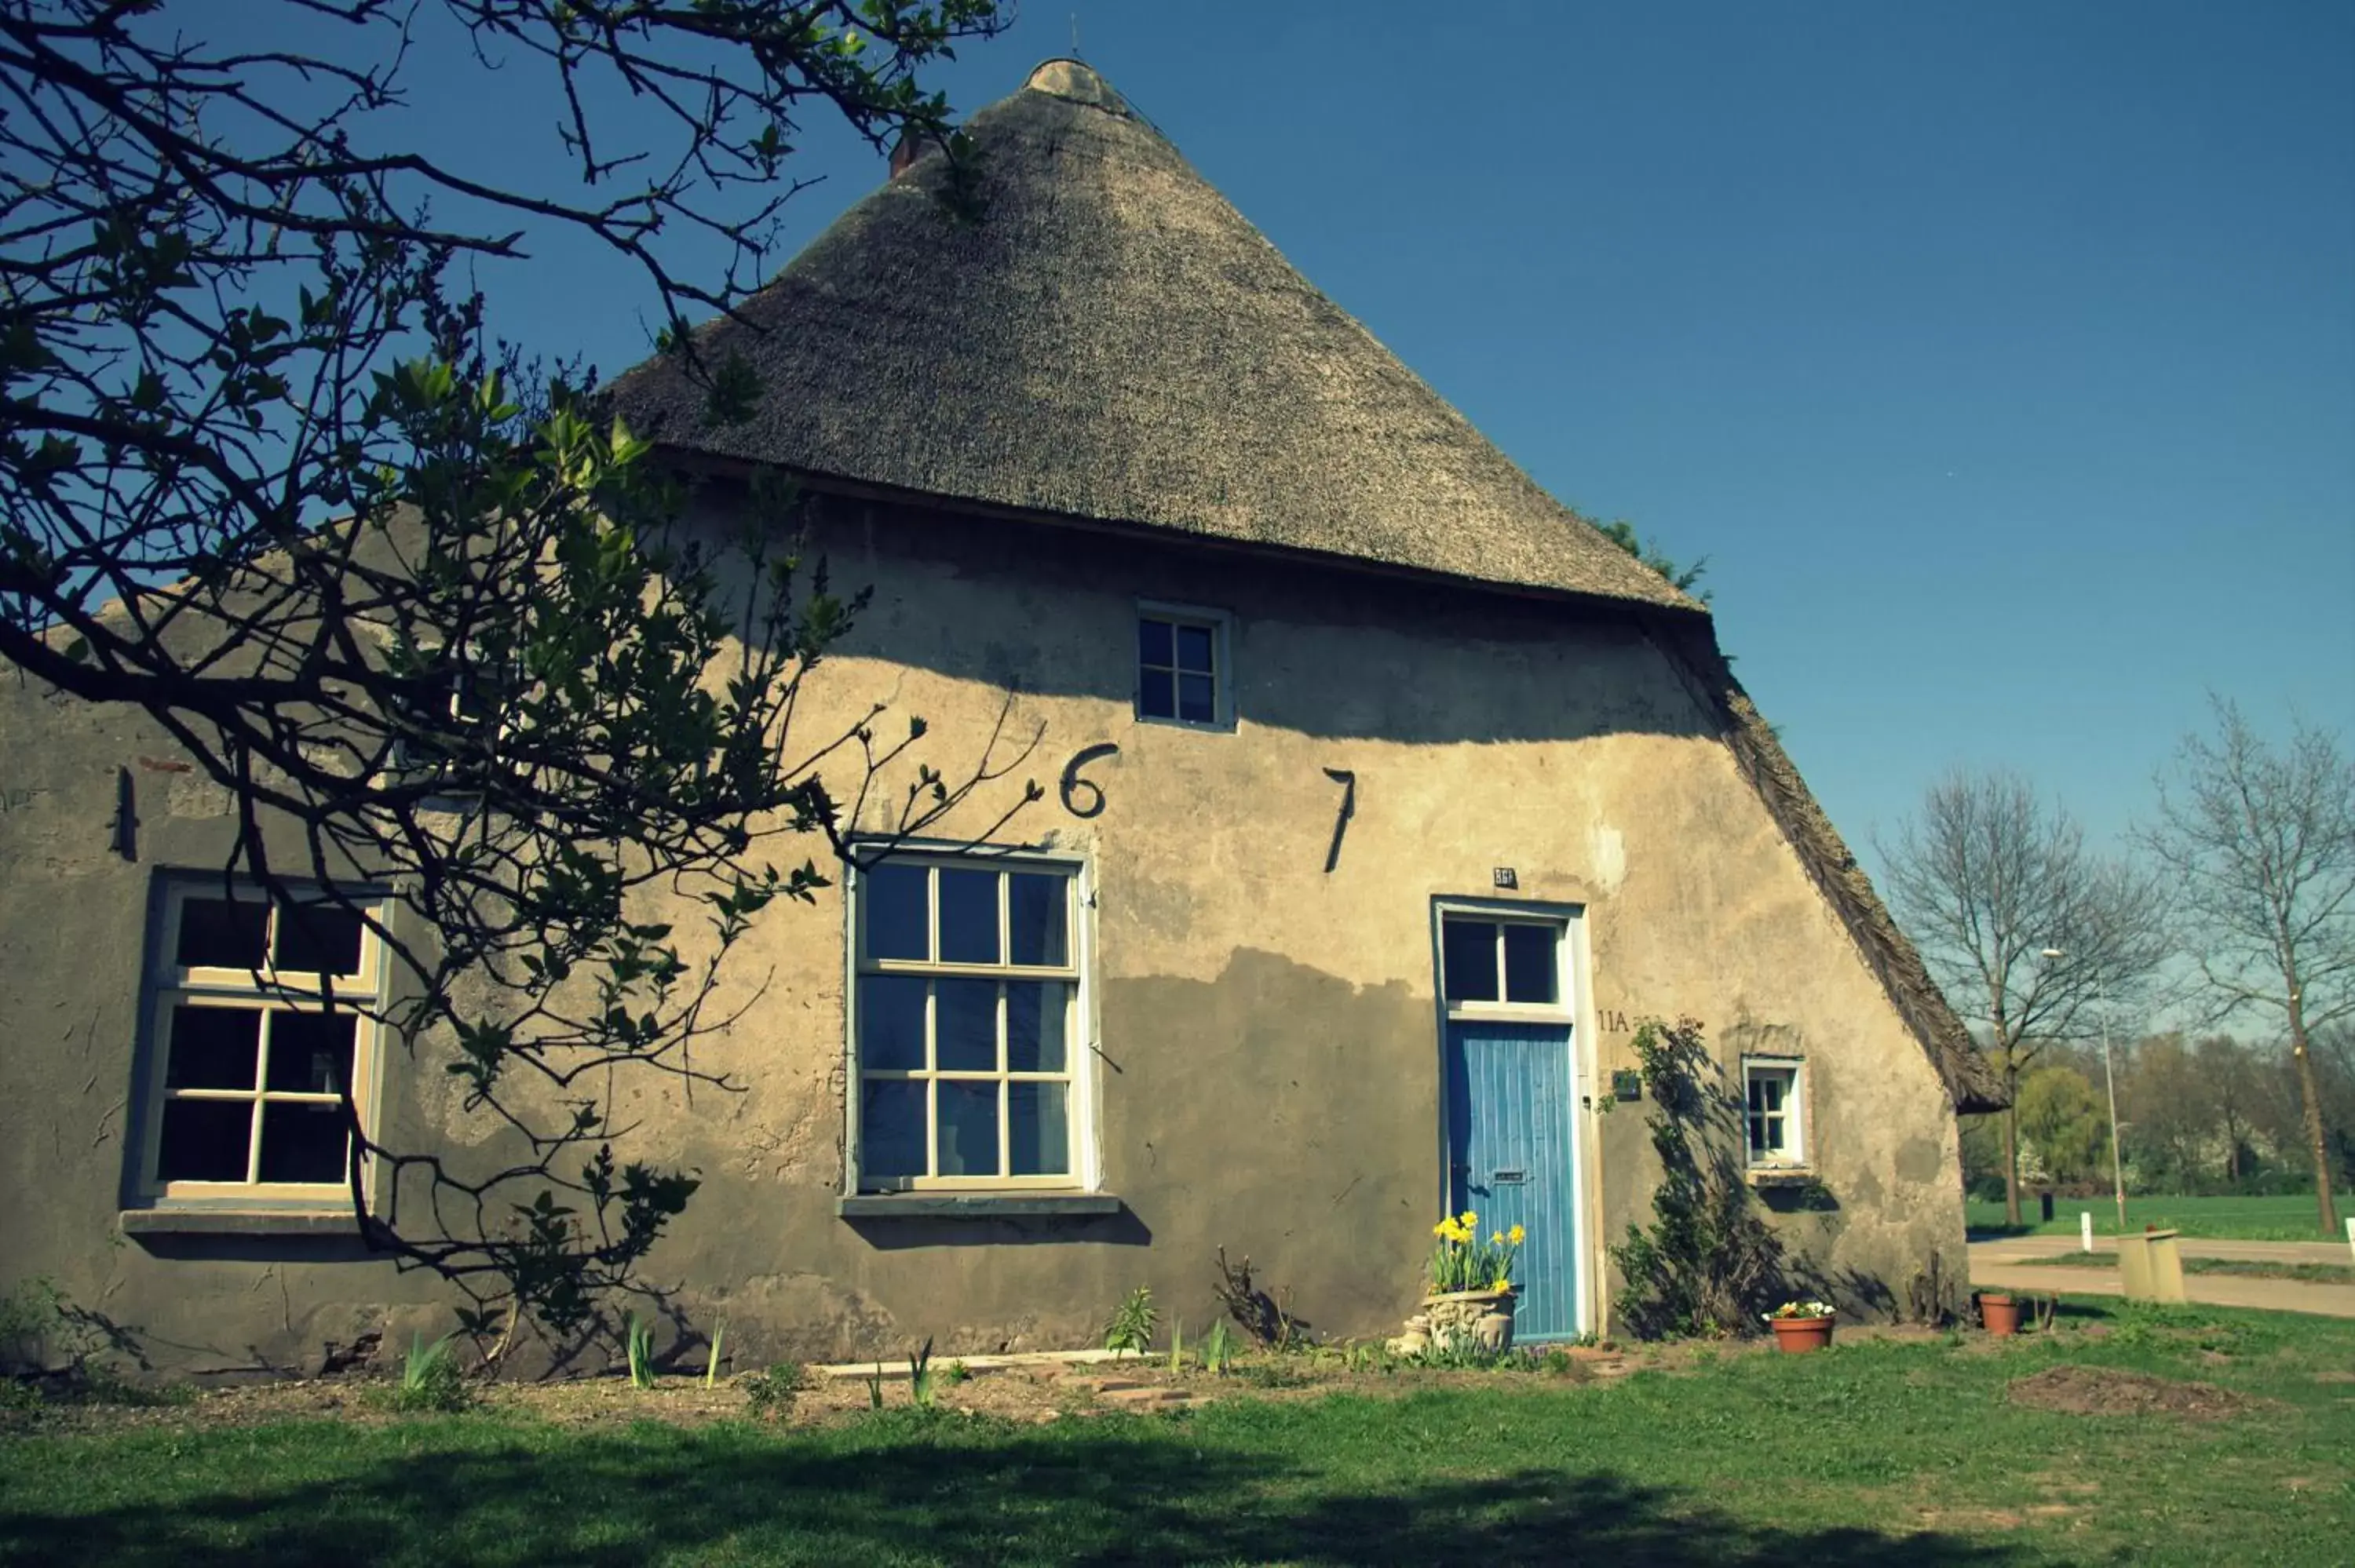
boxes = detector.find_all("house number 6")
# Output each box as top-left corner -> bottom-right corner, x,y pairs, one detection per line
1059,743 -> 1119,819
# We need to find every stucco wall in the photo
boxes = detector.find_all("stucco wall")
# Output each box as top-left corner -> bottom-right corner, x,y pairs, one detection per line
0,490 -> 1966,1375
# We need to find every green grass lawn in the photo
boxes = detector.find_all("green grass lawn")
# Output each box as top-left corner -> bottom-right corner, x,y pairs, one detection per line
2011,1252 -> 2355,1285
1966,1193 -> 2342,1242
4,1303 -> 2351,1566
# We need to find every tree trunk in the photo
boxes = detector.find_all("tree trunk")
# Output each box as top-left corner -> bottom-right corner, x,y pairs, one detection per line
2003,1087 -> 2023,1228
2287,988 -> 2340,1234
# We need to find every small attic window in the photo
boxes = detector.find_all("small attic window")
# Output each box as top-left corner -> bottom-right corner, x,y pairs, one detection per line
1743,1058 -> 1807,1169
1135,603 -> 1231,730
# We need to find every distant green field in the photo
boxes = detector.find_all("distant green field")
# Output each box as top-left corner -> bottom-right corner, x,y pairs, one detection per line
1967,1194 -> 2340,1242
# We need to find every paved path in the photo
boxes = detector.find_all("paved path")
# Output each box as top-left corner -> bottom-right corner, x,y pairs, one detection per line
1973,1234 -> 2355,1267
1966,1235 -> 2355,1319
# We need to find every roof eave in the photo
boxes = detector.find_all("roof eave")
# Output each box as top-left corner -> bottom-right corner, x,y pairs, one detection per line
653,447 -> 1716,622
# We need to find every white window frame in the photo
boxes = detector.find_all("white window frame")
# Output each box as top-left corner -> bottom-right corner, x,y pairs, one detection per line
1438,909 -> 1573,1023
136,880 -> 391,1205
1134,600 -> 1234,731
844,847 -> 1096,1194
1741,1056 -> 1807,1170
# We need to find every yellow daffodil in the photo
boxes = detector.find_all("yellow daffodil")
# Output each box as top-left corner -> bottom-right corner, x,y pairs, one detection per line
1432,1220 -> 1450,1238
1459,1209 -> 1477,1227
1508,1224 -> 1525,1245
1492,1275 -> 1512,1291
1491,1231 -> 1505,1245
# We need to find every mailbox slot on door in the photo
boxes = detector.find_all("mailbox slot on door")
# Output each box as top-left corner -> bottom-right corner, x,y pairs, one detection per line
1491,1169 -> 1528,1185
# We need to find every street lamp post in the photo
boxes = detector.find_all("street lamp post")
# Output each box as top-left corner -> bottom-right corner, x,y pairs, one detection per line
2043,947 -> 2127,1234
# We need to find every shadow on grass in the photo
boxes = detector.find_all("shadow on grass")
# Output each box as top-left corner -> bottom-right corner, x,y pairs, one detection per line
1,1411 -> 2033,1567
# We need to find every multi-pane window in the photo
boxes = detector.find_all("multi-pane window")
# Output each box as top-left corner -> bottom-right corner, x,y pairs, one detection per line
1137,607 -> 1226,726
141,883 -> 385,1200
1743,1059 -> 1805,1168
853,855 -> 1083,1189
1440,916 -> 1560,1008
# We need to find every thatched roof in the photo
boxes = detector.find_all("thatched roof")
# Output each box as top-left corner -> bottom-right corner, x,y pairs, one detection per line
608,59 -> 1697,613
608,60 -> 1998,1114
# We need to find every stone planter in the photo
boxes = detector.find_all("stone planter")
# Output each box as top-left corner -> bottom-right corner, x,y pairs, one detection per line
1767,1315 -> 1835,1354
1422,1288 -> 1517,1353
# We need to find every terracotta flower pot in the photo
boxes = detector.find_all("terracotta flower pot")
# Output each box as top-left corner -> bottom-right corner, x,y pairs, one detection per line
1768,1315 -> 1835,1354
1978,1293 -> 2021,1336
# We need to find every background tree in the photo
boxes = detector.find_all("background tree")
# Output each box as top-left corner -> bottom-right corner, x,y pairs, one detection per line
0,1 -> 1017,1358
1878,768 -> 2169,1224
2014,1063 -> 2109,1187
2142,699 -> 2355,1234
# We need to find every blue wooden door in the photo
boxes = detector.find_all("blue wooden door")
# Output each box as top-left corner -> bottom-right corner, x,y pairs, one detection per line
1444,1020 -> 1581,1341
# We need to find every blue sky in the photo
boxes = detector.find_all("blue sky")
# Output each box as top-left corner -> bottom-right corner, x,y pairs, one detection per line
293,1 -> 2354,873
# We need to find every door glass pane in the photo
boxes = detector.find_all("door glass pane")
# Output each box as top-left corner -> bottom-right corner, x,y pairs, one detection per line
935,979 -> 999,1070
1178,673 -> 1215,723
1010,1082 -> 1069,1176
175,898 -> 269,969
1006,981 -> 1068,1073
860,1080 -> 927,1178
1137,618 -> 1173,669
258,1103 -> 348,1184
158,1099 -> 252,1183
937,1081 -> 1001,1177
1440,920 -> 1499,1002
1174,623 -> 1214,673
1007,873 -> 1068,967
275,903 -> 366,976
166,1006 -> 262,1089
937,868 -> 999,964
266,1012 -> 358,1093
1502,924 -> 1557,1005
1137,668 -> 1175,719
862,862 -> 929,961
858,976 -> 927,1070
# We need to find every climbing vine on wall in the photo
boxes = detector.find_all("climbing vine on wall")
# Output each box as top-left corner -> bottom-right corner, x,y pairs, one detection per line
1608,1016 -> 1788,1338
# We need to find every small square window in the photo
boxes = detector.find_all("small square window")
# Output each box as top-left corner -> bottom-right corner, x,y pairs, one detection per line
1136,605 -> 1230,728
1743,1059 -> 1806,1169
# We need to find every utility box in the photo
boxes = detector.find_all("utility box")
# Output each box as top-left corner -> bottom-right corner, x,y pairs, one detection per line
2117,1229 -> 2187,1304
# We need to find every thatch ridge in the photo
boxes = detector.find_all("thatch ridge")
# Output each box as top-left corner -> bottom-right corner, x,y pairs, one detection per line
1654,622 -> 2006,1114
608,61 -> 1700,615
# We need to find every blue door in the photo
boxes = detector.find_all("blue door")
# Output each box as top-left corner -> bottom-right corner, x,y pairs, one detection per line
1444,1020 -> 1582,1341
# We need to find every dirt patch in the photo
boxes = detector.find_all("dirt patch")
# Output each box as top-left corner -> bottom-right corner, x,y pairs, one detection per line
2006,1366 -> 2253,1421
2312,1369 -> 2355,1385
1915,1508 -> 2026,1531
1,1349 -> 1649,1440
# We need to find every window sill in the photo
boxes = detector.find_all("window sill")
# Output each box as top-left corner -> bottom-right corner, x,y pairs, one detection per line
119,1207 -> 363,1238
1744,1167 -> 1818,1188
838,1194 -> 1123,1220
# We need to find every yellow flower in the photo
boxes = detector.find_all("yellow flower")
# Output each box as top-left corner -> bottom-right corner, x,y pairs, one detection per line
1432,1220 -> 1450,1238
1508,1224 -> 1526,1245
1459,1209 -> 1477,1227
1491,1231 -> 1505,1245
1491,1275 -> 1512,1291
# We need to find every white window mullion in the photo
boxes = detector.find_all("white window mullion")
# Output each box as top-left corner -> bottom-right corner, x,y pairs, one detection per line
996,979 -> 1012,1177
926,865 -> 940,962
